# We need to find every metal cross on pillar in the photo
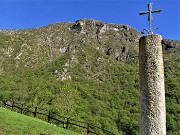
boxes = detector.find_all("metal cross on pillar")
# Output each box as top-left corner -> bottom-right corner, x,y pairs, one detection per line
139,3 -> 161,35
139,3 -> 166,135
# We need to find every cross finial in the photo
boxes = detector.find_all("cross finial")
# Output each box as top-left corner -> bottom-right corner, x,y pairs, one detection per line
139,3 -> 161,35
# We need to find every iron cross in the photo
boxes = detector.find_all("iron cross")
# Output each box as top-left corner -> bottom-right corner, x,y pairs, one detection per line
139,3 -> 161,35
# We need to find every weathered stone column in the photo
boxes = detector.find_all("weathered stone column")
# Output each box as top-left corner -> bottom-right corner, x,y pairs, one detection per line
139,34 -> 166,135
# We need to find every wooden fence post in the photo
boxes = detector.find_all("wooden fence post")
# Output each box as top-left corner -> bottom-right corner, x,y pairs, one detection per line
3,100 -> 6,108
48,110 -> 51,123
86,123 -> 90,135
65,117 -> 70,129
21,104 -> 24,114
11,102 -> 14,111
33,106 -> 38,117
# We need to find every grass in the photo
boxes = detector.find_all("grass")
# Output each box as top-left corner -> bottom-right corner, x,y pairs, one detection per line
0,107 -> 81,135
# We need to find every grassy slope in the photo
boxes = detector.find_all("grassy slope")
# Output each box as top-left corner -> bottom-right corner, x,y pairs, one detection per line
0,107 -> 81,135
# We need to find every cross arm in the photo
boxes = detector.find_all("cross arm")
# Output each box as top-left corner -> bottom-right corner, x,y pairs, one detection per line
152,9 -> 162,13
139,11 -> 149,15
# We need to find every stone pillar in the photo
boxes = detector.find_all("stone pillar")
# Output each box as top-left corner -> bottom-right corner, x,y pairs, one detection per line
139,34 -> 166,135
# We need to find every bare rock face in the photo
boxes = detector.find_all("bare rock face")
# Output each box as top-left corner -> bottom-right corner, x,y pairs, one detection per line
162,39 -> 180,50
71,18 -> 134,34
67,18 -> 141,62
54,68 -> 71,81
0,18 -> 178,70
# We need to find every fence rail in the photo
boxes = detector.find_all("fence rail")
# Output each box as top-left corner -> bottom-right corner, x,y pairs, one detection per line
0,100 -> 113,135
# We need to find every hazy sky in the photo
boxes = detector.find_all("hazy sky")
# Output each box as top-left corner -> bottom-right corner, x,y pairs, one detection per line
0,0 -> 179,40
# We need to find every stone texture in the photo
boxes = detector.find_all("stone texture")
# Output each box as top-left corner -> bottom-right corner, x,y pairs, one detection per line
139,34 -> 166,135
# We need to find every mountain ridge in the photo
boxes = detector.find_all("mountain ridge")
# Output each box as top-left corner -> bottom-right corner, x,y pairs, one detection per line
0,18 -> 179,47
0,18 -> 179,135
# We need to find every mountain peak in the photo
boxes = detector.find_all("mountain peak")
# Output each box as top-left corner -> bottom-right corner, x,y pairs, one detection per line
71,18 -> 132,34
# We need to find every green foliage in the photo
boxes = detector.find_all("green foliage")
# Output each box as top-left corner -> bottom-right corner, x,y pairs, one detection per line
164,49 -> 180,135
